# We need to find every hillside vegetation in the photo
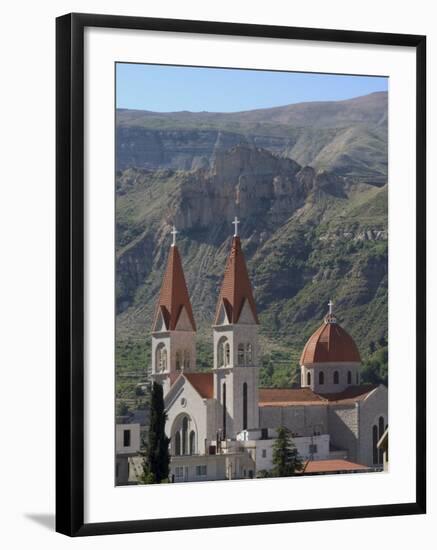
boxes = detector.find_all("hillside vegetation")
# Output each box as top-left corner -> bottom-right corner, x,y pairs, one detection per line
115,93 -> 388,404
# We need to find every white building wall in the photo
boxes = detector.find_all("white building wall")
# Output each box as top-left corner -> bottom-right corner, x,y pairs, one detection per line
115,423 -> 140,455
301,362 -> 361,394
357,385 -> 388,467
165,378 -> 209,455
238,433 -> 331,473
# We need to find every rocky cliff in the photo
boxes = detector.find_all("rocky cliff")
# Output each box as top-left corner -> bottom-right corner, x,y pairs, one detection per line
115,93 -> 388,394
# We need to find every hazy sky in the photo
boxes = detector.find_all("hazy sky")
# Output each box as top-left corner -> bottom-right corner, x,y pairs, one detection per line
116,63 -> 388,113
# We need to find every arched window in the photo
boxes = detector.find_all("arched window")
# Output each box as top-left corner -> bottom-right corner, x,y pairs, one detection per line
243,382 -> 248,430
319,371 -> 324,385
347,370 -> 352,384
176,351 -> 182,371
182,417 -> 188,455
222,383 -> 227,438
307,371 -> 311,386
333,371 -> 339,384
217,337 -> 227,367
175,431 -> 181,456
189,430 -> 195,455
378,416 -> 385,464
246,343 -> 253,364
372,425 -> 378,465
238,343 -> 245,365
183,350 -> 190,370
156,343 -> 167,372
225,342 -> 231,366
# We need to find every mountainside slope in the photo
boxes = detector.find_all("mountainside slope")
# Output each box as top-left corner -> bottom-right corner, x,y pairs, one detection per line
116,92 -> 387,181
115,93 -> 388,399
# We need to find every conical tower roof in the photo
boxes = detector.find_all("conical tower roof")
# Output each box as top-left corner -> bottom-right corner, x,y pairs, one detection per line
153,244 -> 196,331
214,236 -> 259,325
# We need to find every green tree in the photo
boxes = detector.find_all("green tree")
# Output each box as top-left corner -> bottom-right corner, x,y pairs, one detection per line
271,427 -> 303,477
116,400 -> 129,417
140,382 -> 170,483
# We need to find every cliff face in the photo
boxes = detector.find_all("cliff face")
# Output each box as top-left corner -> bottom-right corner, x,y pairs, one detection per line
115,142 -> 388,363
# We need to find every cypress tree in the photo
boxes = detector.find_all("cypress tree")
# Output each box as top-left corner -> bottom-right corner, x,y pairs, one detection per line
141,382 -> 170,483
271,426 -> 303,477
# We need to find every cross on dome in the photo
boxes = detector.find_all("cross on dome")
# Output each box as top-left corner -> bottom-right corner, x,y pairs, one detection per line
232,216 -> 240,237
171,225 -> 178,247
325,299 -> 337,324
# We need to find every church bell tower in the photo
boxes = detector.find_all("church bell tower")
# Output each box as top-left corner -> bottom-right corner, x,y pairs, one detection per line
213,218 -> 260,439
151,226 -> 197,396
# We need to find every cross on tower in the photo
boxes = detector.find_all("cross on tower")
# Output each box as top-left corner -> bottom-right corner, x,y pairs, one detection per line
171,225 -> 178,247
328,300 -> 334,315
232,216 -> 240,237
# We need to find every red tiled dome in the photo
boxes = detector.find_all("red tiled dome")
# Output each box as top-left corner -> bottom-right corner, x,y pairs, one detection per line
300,316 -> 361,364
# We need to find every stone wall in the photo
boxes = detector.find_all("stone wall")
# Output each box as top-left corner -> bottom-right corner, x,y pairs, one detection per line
259,405 -> 328,437
327,404 -> 359,462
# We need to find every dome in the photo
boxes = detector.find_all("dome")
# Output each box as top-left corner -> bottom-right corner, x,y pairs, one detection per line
300,314 -> 361,364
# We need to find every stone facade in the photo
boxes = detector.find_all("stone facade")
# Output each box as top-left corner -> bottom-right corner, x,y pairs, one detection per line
259,405 -> 328,437
149,233 -> 388,482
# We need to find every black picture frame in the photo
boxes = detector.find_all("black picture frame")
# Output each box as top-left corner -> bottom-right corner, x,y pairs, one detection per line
56,12 -> 426,537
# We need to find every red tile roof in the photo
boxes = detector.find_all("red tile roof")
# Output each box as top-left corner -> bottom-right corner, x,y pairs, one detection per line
214,236 -> 259,325
300,317 -> 361,364
258,385 -> 377,407
184,372 -> 214,399
153,245 -> 196,331
302,459 -> 370,474
318,384 -> 378,404
259,388 -> 325,407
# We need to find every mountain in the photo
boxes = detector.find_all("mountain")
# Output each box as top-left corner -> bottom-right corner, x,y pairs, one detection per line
115,93 -> 388,399
116,92 -> 387,181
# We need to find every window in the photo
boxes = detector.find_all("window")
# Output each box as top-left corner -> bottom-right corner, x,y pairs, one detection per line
309,444 -> 318,454
156,343 -> 167,372
378,416 -> 385,464
243,382 -> 248,430
175,466 -> 184,479
123,429 -> 131,447
182,417 -> 188,455
189,430 -> 195,455
175,431 -> 181,456
261,428 -> 268,440
222,383 -> 227,438
347,370 -> 352,384
176,350 -> 182,371
225,342 -> 230,365
183,350 -> 190,369
333,371 -> 339,384
307,371 -> 311,386
246,343 -> 253,364
217,336 -> 228,367
195,465 -> 207,477
372,425 -> 378,464
319,371 -> 324,385
262,449 -> 267,458
238,343 -> 245,365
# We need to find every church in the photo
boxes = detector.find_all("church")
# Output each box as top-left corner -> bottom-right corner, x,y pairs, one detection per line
151,220 -> 388,483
